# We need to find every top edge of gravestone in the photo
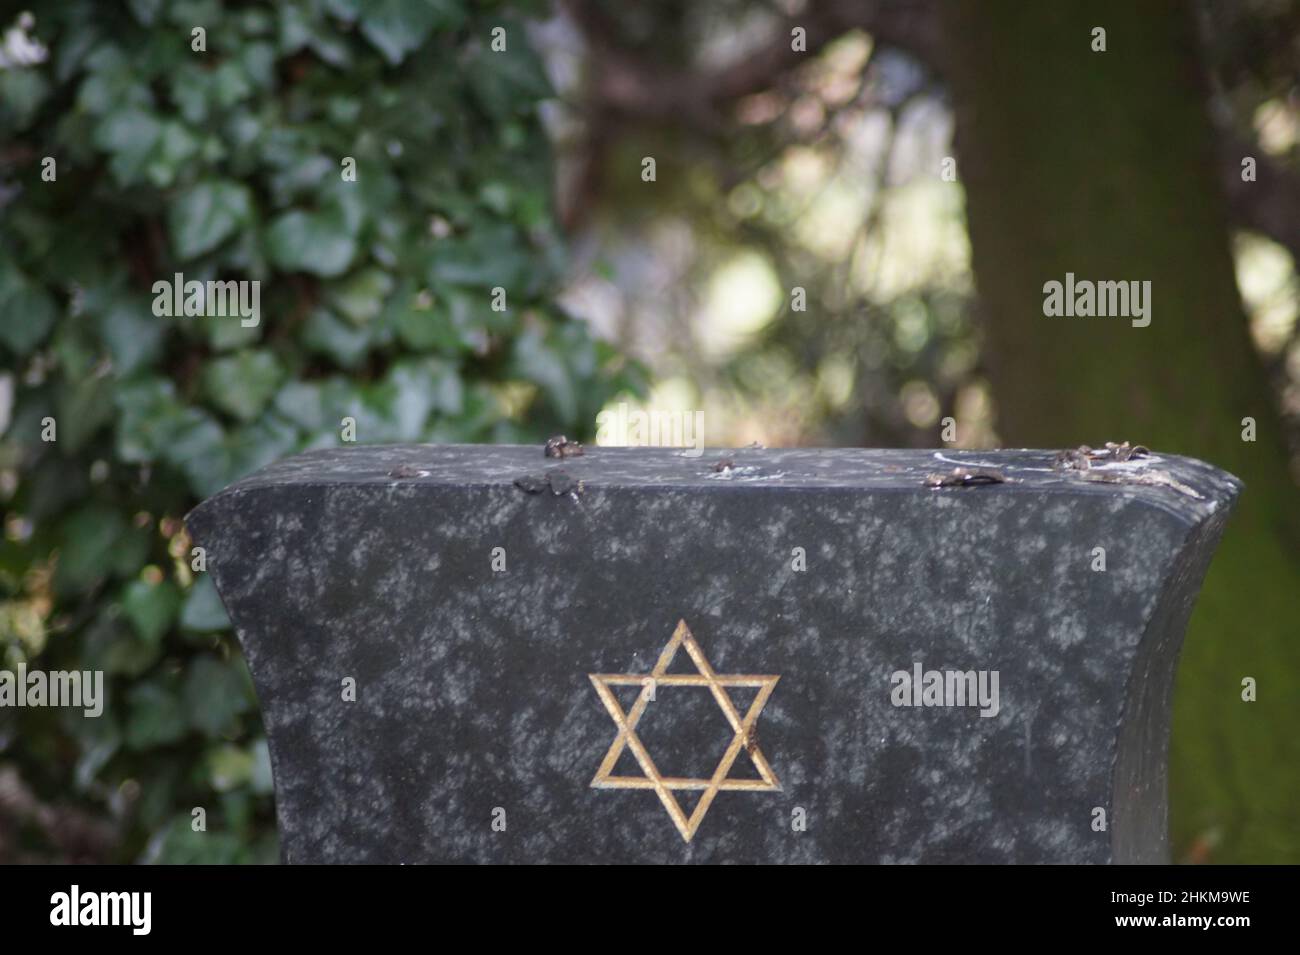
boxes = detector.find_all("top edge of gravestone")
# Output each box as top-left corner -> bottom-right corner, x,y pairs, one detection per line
191,444 -> 1241,523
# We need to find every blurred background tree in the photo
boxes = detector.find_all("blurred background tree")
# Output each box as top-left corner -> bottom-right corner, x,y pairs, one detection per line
543,0 -> 1299,862
0,0 -> 641,862
2,0 -> 1297,863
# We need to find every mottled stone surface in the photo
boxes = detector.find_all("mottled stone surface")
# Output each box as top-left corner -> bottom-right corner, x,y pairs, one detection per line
186,445 -> 1240,864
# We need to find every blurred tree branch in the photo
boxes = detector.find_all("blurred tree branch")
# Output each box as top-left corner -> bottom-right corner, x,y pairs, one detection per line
562,0 -> 1300,272
564,0 -> 940,124
557,0 -> 940,229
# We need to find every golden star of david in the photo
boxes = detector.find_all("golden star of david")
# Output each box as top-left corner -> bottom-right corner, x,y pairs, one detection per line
588,619 -> 781,843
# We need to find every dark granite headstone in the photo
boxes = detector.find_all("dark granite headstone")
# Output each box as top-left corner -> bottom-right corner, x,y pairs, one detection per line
186,445 -> 1240,863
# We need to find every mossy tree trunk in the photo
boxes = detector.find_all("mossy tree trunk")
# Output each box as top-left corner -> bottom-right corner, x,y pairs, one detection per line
942,0 -> 1300,861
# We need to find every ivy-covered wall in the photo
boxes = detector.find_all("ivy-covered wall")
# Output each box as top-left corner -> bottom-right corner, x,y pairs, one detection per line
0,0 -> 642,862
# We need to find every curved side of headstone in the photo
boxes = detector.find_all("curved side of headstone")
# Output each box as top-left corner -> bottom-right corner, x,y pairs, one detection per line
1111,499 -> 1236,864
186,445 -> 1240,864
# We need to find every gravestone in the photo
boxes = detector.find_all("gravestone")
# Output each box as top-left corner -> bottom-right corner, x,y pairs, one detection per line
186,444 -> 1240,863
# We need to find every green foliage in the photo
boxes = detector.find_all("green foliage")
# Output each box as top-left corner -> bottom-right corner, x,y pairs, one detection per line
0,0 -> 643,862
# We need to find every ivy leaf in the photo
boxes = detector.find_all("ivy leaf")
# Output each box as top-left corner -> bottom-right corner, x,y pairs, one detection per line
394,296 -> 460,352
265,208 -> 357,277
96,299 -> 164,374
429,227 -> 525,288
468,33 -> 553,120
329,267 -> 393,325
0,263 -> 58,355
127,0 -> 164,25
169,180 -> 254,260
180,576 -> 231,632
372,362 -> 436,440
82,608 -> 162,678
512,327 -> 578,424
116,377 -> 222,465
111,526 -> 152,579
212,61 -> 253,108
54,506 -> 128,595
125,681 -> 187,750
201,350 -> 284,422
74,720 -> 123,792
0,68 -> 51,130
273,380 -> 325,431
56,373 -> 116,453
122,578 -> 182,645
359,0 -> 461,65
93,108 -> 162,186
184,655 -> 253,737
302,308 -> 370,366
147,121 -> 201,188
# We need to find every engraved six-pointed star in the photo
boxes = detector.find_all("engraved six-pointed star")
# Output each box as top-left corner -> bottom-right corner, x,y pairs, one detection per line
588,619 -> 781,842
